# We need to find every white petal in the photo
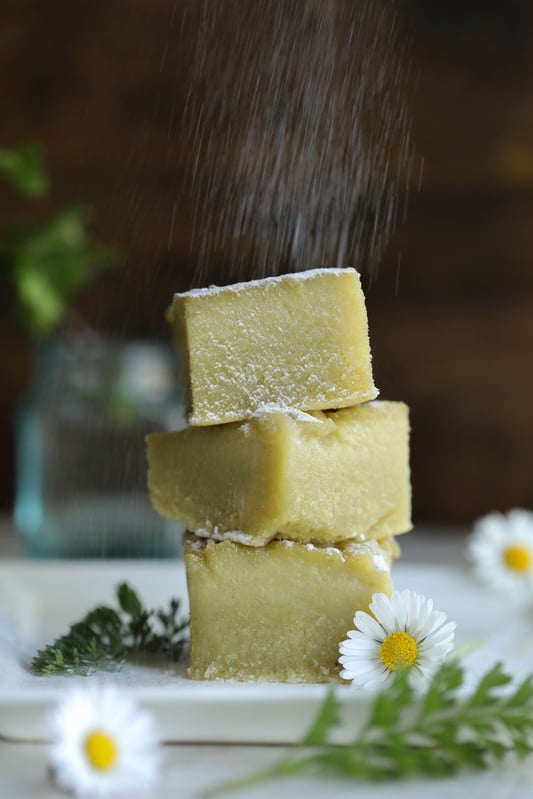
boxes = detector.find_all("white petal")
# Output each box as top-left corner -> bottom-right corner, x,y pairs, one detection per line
408,666 -> 431,691
508,508 -> 533,535
427,619 -> 456,642
346,664 -> 390,689
357,668 -> 395,691
415,616 -> 448,648
406,602 -> 433,640
339,656 -> 377,676
368,592 -> 397,634
393,589 -> 419,630
342,629 -> 374,645
339,637 -> 377,657
353,611 -> 385,642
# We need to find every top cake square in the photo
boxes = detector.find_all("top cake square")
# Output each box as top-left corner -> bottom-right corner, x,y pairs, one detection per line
167,268 -> 377,426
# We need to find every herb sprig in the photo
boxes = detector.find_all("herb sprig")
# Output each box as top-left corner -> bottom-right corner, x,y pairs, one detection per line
31,583 -> 189,676
205,661 -> 533,796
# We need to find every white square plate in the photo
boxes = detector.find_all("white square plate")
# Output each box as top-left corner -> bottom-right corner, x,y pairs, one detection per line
0,558 -> 531,744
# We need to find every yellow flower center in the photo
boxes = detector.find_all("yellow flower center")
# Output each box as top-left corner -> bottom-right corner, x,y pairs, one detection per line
503,544 -> 532,573
379,631 -> 418,672
84,730 -> 118,771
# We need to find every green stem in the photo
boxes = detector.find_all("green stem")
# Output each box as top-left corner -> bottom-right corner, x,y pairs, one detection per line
202,757 -> 302,798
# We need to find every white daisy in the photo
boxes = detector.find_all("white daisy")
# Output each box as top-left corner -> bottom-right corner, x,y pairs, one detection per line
338,590 -> 456,690
47,684 -> 161,798
468,508 -> 533,598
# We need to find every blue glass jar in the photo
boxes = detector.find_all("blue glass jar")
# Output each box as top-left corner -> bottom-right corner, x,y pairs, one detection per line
14,334 -> 184,558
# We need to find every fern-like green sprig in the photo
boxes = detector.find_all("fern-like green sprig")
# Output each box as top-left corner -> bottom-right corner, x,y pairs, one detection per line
31,583 -> 189,676
204,661 -> 533,797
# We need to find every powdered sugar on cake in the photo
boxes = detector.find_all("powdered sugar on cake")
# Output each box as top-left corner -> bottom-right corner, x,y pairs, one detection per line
174,267 -> 358,299
194,527 -> 255,545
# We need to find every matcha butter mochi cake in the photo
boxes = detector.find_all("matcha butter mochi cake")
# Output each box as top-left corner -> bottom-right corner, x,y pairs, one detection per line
147,401 -> 411,546
184,534 -> 399,683
146,267 -> 412,683
166,268 -> 377,426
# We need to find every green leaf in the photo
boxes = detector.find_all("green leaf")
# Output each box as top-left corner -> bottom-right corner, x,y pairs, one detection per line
31,583 -> 189,675
366,669 -> 413,729
0,144 -> 48,197
421,660 -> 463,715
0,147 -> 120,337
310,746 -> 388,780
6,206 -> 117,336
117,583 -> 143,618
16,266 -> 65,333
504,674 -> 533,710
301,689 -> 340,746
204,660 -> 533,798
467,662 -> 512,708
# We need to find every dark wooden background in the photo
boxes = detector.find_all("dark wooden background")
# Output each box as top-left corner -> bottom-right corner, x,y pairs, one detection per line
1,0 -> 533,526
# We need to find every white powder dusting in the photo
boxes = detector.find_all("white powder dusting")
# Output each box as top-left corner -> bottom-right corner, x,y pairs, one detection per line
186,536 -> 207,552
274,538 -> 344,558
275,537 -> 392,570
243,405 -> 323,424
188,529 -> 392,572
189,385 -> 378,426
194,527 -> 255,545
279,538 -> 294,548
343,539 -> 391,572
303,542 -> 345,558
174,267 -> 357,299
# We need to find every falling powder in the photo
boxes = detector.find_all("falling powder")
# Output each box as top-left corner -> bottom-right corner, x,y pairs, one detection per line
183,0 -> 415,285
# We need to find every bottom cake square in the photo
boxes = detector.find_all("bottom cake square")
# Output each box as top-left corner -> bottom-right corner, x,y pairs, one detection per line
184,533 -> 398,683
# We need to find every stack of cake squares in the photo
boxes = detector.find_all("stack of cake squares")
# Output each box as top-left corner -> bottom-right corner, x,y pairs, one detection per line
146,268 -> 411,683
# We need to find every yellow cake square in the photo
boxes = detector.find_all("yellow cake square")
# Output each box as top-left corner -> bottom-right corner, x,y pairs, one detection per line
167,268 -> 377,426
185,533 -> 398,682
146,401 -> 411,546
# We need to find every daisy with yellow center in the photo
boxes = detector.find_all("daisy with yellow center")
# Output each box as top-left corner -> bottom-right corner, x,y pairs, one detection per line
47,684 -> 161,797
468,509 -> 533,599
338,589 -> 456,690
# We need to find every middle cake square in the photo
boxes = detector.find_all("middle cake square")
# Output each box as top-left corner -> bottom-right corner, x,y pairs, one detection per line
147,400 -> 411,546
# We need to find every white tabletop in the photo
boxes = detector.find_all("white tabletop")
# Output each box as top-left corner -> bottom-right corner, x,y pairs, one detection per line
1,739 -> 533,799
1,521 -> 532,799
